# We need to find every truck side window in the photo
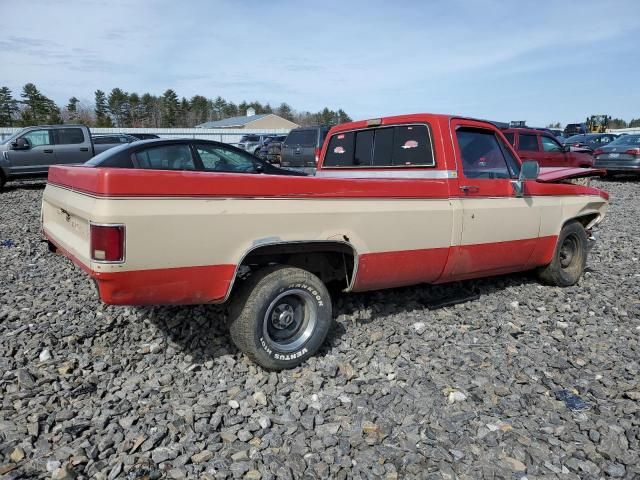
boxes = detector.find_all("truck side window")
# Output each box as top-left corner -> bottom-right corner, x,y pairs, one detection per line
519,134 -> 539,151
541,135 -> 562,152
55,128 -> 85,145
503,132 -> 515,146
456,128 -> 512,179
135,144 -> 196,171
22,130 -> 52,147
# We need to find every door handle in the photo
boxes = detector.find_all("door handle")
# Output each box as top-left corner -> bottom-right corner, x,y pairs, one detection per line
80,147 -> 89,152
43,149 -> 54,153
460,185 -> 479,193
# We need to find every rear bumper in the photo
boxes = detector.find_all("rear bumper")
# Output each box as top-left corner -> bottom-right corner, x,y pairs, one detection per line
594,159 -> 640,173
45,229 -> 235,305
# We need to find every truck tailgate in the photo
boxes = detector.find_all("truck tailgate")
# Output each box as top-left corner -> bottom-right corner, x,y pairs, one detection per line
42,184 -> 95,269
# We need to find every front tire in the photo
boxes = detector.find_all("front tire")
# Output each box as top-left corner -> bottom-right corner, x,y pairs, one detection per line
228,266 -> 332,370
537,221 -> 588,287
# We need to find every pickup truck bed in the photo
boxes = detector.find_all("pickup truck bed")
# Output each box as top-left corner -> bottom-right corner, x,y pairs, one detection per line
42,113 -> 609,369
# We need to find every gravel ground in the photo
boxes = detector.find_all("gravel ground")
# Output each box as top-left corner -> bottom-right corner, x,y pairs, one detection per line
0,178 -> 638,480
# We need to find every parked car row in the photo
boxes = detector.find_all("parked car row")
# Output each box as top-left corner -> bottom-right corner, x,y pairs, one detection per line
501,127 -> 594,168
1,117 -> 636,191
0,126 -> 162,189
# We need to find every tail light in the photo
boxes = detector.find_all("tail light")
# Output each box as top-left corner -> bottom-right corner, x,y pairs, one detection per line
90,223 -> 125,262
315,147 -> 321,164
625,148 -> 640,156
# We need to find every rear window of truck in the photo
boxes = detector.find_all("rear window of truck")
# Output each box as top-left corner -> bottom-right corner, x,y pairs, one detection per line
285,129 -> 317,146
324,125 -> 434,168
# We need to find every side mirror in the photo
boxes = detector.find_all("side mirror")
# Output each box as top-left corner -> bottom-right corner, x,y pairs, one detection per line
562,145 -> 571,153
11,138 -> 30,150
512,160 -> 539,197
254,163 -> 264,173
519,160 -> 539,181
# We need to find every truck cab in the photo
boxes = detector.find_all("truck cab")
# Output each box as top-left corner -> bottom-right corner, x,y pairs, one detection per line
0,124 -> 94,189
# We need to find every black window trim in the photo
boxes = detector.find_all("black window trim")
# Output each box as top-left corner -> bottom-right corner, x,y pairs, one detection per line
129,141 -> 200,171
191,141 -> 262,174
454,125 -> 518,180
322,123 -> 437,169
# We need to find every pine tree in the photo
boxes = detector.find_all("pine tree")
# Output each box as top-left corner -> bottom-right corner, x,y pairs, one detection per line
190,95 -> 210,125
141,93 -> 159,127
94,90 -> 113,127
337,109 -> 351,124
276,103 -> 293,121
108,88 -> 131,127
222,101 -> 238,118
20,83 -> 59,125
161,89 -> 179,127
211,96 -> 227,121
179,97 -> 190,126
66,97 -> 79,122
0,87 -> 19,126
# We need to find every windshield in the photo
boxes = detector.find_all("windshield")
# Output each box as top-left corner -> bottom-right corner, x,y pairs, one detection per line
240,135 -> 259,142
1,129 -> 26,145
609,134 -> 640,146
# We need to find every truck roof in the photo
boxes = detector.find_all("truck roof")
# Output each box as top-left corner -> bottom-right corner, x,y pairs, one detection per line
18,124 -> 89,128
329,113 -> 503,135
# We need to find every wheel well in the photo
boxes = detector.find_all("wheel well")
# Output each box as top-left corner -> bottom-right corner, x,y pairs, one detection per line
239,242 -> 357,289
566,213 -> 600,230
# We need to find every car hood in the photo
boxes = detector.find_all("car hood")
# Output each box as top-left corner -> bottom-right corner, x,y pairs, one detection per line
536,166 -> 605,183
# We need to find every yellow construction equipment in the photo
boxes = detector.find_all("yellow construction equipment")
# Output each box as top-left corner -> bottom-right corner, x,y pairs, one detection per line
586,115 -> 610,133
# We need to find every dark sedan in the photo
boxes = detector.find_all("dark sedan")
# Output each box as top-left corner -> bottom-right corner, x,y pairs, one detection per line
593,134 -> 640,176
563,133 -> 619,152
84,138 -> 307,176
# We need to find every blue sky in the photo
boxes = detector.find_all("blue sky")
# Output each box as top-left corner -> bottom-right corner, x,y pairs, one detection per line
1,0 -> 638,126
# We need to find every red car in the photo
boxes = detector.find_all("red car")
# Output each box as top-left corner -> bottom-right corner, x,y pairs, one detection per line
502,128 -> 593,168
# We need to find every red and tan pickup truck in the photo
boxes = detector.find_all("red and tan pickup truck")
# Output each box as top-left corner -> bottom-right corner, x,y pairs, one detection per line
41,114 -> 609,369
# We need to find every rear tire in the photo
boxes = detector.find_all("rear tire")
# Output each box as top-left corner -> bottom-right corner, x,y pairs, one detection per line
537,221 -> 588,287
228,265 -> 332,370
0,171 -> 5,191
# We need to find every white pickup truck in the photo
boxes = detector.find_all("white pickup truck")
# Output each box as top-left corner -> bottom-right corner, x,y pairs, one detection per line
41,113 -> 609,369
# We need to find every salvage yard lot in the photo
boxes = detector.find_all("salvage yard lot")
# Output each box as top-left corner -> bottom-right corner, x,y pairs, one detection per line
0,180 -> 639,479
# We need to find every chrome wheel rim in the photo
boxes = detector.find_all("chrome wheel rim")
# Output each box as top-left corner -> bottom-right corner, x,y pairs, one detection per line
263,289 -> 317,353
559,235 -> 578,268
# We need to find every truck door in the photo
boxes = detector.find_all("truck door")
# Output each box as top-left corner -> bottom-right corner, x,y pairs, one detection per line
540,134 -> 566,166
6,128 -> 56,175
53,127 -> 91,164
448,121 -> 541,278
517,132 -> 546,166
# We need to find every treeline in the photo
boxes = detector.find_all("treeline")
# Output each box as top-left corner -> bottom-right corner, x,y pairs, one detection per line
0,83 -> 352,129
547,118 -> 640,129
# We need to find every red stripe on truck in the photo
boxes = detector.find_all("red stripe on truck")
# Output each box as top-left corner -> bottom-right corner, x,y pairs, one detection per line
93,264 -> 236,305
